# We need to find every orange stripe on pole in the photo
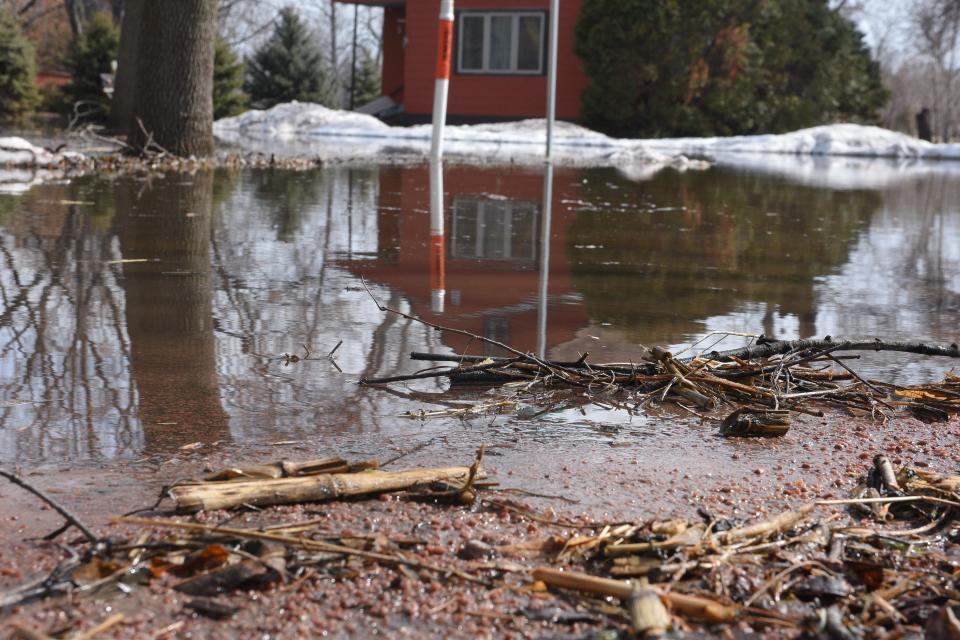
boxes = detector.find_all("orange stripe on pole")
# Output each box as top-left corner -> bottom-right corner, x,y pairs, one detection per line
430,234 -> 446,291
435,19 -> 453,80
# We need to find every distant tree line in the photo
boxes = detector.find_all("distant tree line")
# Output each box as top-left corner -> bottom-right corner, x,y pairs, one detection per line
575,0 -> 888,137
875,0 -> 960,141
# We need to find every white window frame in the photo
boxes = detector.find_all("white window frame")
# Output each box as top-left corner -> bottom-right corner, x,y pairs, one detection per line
450,196 -> 539,262
456,11 -> 546,75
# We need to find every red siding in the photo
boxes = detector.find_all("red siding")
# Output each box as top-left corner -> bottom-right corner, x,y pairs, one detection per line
381,7 -> 406,101
405,0 -> 587,121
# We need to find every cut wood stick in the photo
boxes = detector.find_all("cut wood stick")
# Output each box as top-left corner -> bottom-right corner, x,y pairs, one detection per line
714,503 -> 815,545
171,466 -> 482,512
72,613 -> 125,640
531,567 -> 738,623
114,516 -> 486,584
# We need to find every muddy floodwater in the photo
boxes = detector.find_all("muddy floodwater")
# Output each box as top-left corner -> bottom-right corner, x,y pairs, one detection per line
1,160 -> 959,521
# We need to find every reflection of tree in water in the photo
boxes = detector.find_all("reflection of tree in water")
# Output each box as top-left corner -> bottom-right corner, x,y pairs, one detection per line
0,178 -> 137,461
817,173 -> 960,341
569,167 -> 881,344
208,166 -> 444,443
114,172 -> 230,456
249,168 -> 330,242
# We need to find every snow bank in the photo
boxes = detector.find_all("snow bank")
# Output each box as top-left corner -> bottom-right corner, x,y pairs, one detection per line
0,137 -> 70,167
215,103 -> 960,182
214,102 -> 706,171
644,123 -> 960,160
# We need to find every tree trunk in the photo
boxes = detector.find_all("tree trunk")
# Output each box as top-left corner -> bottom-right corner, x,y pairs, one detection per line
129,0 -> 217,156
63,0 -> 86,37
111,0 -> 142,135
328,0 -> 340,106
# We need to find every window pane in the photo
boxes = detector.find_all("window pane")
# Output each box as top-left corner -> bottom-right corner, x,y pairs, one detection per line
460,16 -> 484,70
517,15 -> 542,71
481,200 -> 509,258
489,16 -> 513,71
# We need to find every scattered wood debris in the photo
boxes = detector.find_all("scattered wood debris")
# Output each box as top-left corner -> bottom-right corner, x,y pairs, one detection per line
2,451 -> 958,637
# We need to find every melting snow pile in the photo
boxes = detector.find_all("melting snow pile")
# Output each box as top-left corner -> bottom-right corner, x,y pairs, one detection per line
213,102 -> 705,171
0,137 -> 79,193
215,102 -> 960,177
0,137 -> 73,167
644,123 -> 960,160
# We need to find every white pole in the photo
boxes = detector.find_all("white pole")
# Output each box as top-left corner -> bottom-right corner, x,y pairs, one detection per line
545,0 -> 560,159
430,0 -> 455,162
430,1 -> 454,313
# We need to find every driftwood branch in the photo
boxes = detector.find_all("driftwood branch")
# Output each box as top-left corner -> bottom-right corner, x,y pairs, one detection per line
170,466 -> 483,512
0,469 -> 99,545
704,337 -> 960,362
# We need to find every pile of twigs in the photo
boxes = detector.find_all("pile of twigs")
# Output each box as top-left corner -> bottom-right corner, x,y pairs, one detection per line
363,334 -> 960,427
529,453 -> 960,637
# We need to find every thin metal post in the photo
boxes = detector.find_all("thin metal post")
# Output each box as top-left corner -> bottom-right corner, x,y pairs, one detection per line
545,0 -> 560,159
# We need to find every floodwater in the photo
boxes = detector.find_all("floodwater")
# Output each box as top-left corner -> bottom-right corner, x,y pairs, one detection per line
0,160 -> 959,483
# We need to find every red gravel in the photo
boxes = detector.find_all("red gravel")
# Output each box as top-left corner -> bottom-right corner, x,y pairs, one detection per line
1,409 -> 958,638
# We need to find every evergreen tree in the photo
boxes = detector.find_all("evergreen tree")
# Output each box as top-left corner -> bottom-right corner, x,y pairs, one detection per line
0,6 -> 40,118
214,38 -> 248,119
575,0 -> 887,137
61,12 -> 119,123
347,46 -> 381,109
245,6 -> 334,109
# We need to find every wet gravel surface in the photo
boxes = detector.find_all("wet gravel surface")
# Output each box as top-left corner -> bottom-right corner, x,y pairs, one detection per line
1,409 -> 958,638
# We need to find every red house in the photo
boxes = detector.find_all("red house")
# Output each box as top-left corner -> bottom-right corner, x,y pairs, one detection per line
337,0 -> 588,123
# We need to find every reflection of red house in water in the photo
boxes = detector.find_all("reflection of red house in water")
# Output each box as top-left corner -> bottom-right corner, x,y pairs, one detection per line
340,164 -> 587,355
336,0 -> 587,122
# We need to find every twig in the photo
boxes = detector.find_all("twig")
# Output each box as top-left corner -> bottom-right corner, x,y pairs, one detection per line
114,516 -> 487,585
71,613 -> 125,640
0,469 -> 99,545
816,495 -> 960,508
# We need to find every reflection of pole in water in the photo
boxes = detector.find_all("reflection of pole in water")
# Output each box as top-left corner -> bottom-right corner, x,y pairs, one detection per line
430,159 -> 446,313
347,169 -> 353,260
537,163 -> 554,358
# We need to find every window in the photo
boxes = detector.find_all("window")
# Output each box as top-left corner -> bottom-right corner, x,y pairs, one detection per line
450,196 -> 539,262
457,11 -> 545,75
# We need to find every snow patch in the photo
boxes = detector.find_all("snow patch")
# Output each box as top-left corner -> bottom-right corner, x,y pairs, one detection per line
0,137 -> 69,167
215,103 -> 960,183
214,102 -> 707,172
645,123 -> 960,160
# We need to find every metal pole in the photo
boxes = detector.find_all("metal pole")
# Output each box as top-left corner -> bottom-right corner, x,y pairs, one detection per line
545,0 -> 560,159
350,4 -> 358,110
540,0 -> 559,353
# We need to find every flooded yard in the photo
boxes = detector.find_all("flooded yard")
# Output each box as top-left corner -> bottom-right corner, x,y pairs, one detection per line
3,158 -> 960,638
1,160 -> 959,517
